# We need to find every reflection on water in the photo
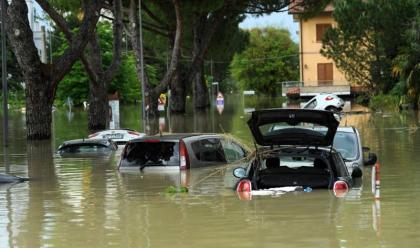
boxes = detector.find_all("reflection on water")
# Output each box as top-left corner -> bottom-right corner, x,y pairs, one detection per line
0,96 -> 420,247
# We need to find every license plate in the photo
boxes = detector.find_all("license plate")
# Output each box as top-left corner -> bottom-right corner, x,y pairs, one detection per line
103,133 -> 124,139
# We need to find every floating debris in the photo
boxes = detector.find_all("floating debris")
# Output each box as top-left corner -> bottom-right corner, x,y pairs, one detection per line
251,186 -> 303,196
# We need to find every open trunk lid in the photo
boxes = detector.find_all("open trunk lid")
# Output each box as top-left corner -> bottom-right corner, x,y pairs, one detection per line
247,109 -> 339,147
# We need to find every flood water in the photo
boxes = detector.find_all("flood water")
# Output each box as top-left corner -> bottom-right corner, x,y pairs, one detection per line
1,95 -> 420,248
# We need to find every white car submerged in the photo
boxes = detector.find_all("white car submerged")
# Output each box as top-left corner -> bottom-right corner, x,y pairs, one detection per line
88,129 -> 145,145
302,93 -> 345,112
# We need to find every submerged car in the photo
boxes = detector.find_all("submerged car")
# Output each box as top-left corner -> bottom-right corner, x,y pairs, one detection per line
302,93 -> 344,112
57,138 -> 118,155
0,174 -> 28,184
333,127 -> 377,173
269,125 -> 377,173
118,133 -> 250,171
88,129 -> 145,145
234,109 -> 362,196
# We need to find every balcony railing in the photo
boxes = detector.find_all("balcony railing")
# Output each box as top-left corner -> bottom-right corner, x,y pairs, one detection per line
280,81 -> 351,97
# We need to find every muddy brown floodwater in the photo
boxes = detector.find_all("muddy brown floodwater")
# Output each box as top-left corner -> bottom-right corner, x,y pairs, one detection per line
1,96 -> 420,247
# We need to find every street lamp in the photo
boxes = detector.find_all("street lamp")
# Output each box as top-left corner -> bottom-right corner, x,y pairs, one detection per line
139,0 -> 146,133
1,0 -> 8,146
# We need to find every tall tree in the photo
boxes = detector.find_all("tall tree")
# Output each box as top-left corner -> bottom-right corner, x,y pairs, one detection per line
81,0 -> 123,131
392,12 -> 420,107
128,0 -> 182,117
230,28 -> 299,96
321,0 -> 417,94
4,0 -> 102,139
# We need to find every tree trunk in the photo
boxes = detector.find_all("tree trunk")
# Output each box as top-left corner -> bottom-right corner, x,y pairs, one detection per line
191,58 -> 209,109
25,79 -> 54,139
88,81 -> 109,131
129,0 -> 182,118
5,0 -> 101,139
82,0 -> 123,131
169,67 -> 186,113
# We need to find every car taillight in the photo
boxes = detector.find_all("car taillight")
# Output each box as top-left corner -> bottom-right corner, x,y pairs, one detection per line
179,140 -> 189,170
128,131 -> 140,136
325,96 -> 334,101
236,179 -> 252,193
144,139 -> 159,143
333,180 -> 349,197
88,132 -> 99,138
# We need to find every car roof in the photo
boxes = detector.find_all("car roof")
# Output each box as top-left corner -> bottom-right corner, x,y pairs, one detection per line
337,126 -> 356,133
92,128 -> 138,133
129,133 -> 220,142
59,138 -> 112,147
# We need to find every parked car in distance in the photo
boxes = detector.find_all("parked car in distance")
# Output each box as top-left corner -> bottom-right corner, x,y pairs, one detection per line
88,129 -> 145,145
0,174 -> 28,184
118,133 -> 250,171
57,139 -> 118,155
234,109 -> 362,197
302,93 -> 345,113
269,125 -> 378,173
332,127 -> 377,173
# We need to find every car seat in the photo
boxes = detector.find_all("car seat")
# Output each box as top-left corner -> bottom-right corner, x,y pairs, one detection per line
265,157 -> 280,169
313,158 -> 327,170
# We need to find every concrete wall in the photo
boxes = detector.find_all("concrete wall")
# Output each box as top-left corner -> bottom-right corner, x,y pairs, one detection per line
298,14 -> 348,86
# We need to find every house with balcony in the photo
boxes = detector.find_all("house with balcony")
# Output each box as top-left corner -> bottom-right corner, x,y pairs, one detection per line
284,3 -> 352,97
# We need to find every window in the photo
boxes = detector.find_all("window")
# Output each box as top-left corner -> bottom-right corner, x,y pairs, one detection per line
316,24 -> 332,42
317,63 -> 333,85
220,139 -> 246,163
191,138 -> 227,163
304,99 -> 317,109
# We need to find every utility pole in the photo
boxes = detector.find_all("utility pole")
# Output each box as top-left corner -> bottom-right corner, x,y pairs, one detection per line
1,0 -> 8,146
139,0 -> 147,132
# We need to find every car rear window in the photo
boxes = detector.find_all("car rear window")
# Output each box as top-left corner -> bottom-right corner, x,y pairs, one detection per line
121,141 -> 179,167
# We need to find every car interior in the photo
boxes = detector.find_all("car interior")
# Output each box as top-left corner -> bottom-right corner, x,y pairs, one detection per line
255,155 -> 333,189
121,142 -> 179,167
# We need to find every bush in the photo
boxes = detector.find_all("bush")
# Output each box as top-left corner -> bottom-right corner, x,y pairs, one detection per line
369,94 -> 400,112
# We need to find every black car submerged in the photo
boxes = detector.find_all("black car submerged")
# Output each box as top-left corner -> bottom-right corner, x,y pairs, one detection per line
234,109 -> 362,196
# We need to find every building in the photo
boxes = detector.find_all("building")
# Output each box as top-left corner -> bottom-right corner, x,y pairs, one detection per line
26,0 -> 48,63
284,2 -> 351,97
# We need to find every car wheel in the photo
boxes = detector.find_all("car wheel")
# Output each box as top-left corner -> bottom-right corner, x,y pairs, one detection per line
325,106 -> 339,113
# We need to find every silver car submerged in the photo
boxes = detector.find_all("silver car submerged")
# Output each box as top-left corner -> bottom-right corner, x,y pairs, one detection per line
333,127 -> 377,174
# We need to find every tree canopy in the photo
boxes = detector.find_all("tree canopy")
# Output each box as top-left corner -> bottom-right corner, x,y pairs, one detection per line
321,0 -> 418,95
230,27 -> 299,96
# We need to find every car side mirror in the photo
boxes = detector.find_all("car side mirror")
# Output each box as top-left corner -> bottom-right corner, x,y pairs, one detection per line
364,152 -> 377,166
233,167 -> 246,178
351,166 -> 363,178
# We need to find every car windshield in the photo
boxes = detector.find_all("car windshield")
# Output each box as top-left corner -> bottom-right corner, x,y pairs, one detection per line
59,144 -> 111,153
121,141 -> 179,167
332,132 -> 358,160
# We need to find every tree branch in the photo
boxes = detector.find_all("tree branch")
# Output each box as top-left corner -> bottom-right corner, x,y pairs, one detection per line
154,0 -> 182,94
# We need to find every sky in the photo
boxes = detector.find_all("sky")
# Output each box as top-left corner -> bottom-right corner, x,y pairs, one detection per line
239,12 -> 299,42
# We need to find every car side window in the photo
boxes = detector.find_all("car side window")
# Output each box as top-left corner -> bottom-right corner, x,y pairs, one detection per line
191,138 -> 227,163
305,99 -> 317,109
220,138 -> 246,163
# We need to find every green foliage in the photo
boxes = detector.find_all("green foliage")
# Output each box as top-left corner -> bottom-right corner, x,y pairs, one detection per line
369,94 -> 400,112
321,0 -> 418,95
229,28 -> 299,96
392,12 -> 420,107
164,185 -> 189,194
54,22 -> 150,105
